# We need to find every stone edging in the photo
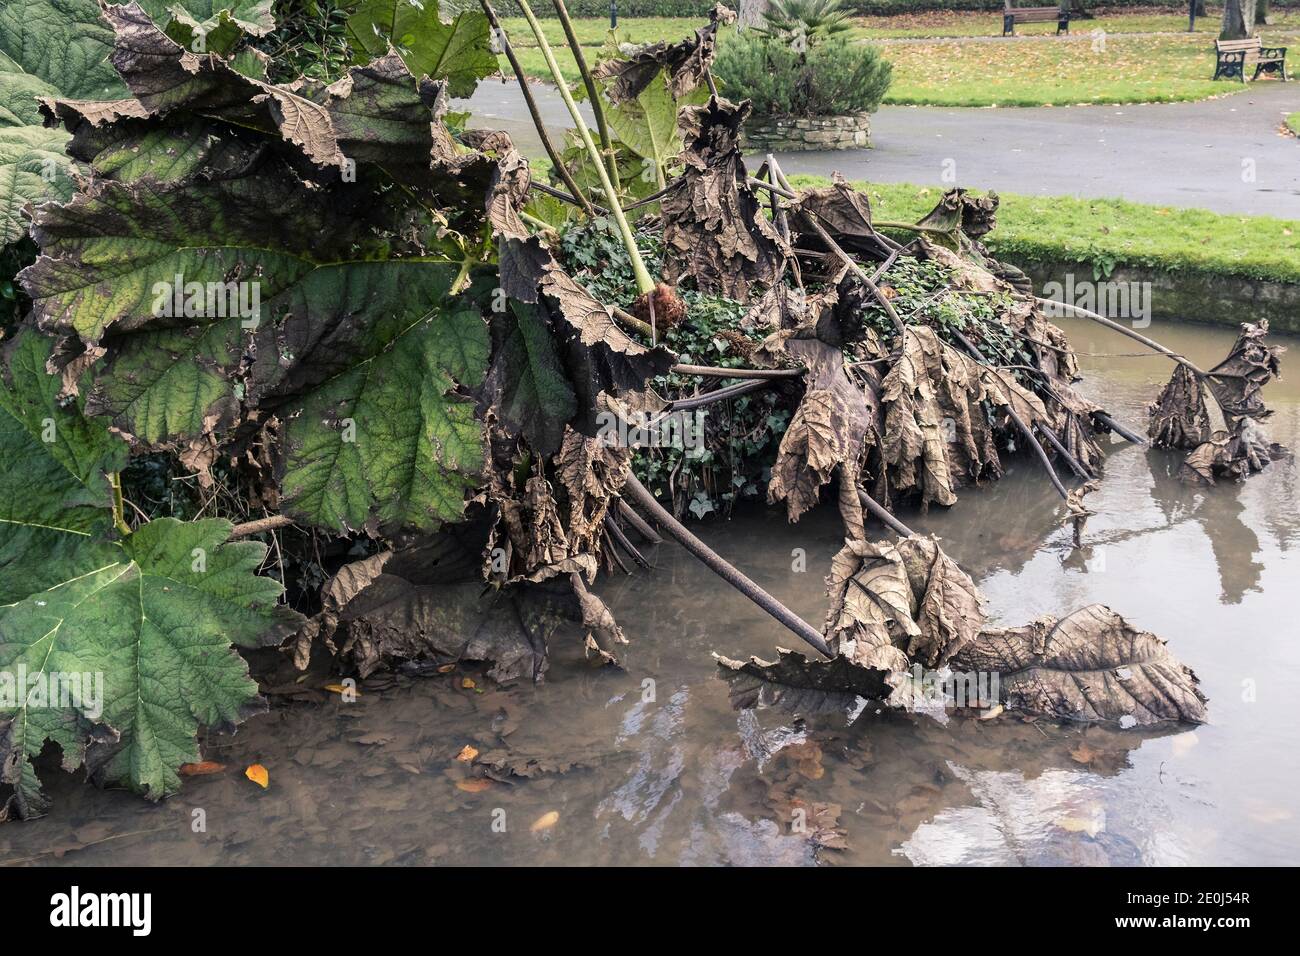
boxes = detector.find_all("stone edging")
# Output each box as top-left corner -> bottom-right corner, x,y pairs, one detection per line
742,113 -> 871,152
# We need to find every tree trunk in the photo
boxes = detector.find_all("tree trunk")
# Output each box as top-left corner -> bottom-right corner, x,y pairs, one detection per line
1256,0 -> 1271,26
1194,0 -> 1207,17
1221,0 -> 1256,39
737,0 -> 768,31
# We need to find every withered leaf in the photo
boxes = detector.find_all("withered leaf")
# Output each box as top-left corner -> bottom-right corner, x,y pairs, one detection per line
951,605 -> 1208,726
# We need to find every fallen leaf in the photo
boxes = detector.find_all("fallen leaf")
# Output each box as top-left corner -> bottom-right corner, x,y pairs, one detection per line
437,664 -> 456,673
530,810 -> 560,832
1069,741 -> 1102,765
456,745 -> 479,762
323,683 -> 360,696
456,778 -> 493,793
461,677 -> 477,690
179,761 -> 225,776
245,764 -> 269,788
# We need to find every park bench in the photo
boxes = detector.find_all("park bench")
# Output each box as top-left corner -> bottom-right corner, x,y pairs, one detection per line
1213,37 -> 1289,83
1002,3 -> 1070,37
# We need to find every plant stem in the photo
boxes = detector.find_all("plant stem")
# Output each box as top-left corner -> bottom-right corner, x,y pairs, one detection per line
514,0 -> 655,296
478,0 -> 597,218
110,473 -> 131,535
621,474 -> 832,657
549,0 -> 620,190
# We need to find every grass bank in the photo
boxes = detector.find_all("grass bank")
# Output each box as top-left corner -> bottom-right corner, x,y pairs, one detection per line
787,176 -> 1300,285
492,14 -> 1300,107
1287,112 -> 1300,136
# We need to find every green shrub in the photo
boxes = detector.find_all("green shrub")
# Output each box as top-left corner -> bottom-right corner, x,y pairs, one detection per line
714,32 -> 892,118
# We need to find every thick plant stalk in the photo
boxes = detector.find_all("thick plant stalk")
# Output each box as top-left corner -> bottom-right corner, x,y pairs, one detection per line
550,0 -> 620,189
857,489 -> 916,538
1095,411 -> 1147,445
1034,296 -> 1207,377
616,499 -> 663,543
604,513 -> 650,568
514,0 -> 655,296
479,0 -> 597,218
622,475 -> 833,657
768,157 -> 904,334
671,363 -> 804,379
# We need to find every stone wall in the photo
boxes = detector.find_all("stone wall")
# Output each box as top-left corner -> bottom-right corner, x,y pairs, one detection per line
741,113 -> 872,152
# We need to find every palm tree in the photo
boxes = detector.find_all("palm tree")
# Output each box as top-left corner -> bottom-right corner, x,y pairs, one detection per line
756,0 -> 853,49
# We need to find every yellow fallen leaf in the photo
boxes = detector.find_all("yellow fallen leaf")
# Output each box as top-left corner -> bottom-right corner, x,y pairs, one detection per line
978,703 -> 1004,720
456,745 -> 478,762
437,664 -> 456,673
323,683 -> 359,696
530,810 -> 560,832
456,778 -> 493,793
461,677 -> 476,690
245,764 -> 269,788
179,761 -> 225,776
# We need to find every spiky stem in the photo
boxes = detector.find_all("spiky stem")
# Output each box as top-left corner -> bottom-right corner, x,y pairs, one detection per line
514,0 -> 655,296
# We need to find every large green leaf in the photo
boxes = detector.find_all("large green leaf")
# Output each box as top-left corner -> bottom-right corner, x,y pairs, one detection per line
0,516 -> 300,816
0,124 -> 75,244
0,331 -> 126,606
486,301 -> 577,456
0,0 -> 127,104
603,67 -> 705,189
345,0 -> 497,99
0,331 -> 299,818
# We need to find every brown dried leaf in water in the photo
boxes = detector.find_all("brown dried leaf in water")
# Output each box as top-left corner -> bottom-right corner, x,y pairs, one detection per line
660,96 -> 788,302
556,425 -> 631,556
895,535 -> 984,668
824,537 -> 920,662
951,605 -> 1208,726
1148,322 -> 1286,483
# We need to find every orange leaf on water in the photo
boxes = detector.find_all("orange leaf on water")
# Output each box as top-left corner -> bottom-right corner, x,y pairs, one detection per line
456,778 -> 492,793
179,761 -> 225,776
245,764 -> 270,788
456,745 -> 478,762
460,677 -> 476,690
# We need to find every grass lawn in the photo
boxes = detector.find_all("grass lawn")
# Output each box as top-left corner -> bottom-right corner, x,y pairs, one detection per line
1288,112 -> 1300,136
786,176 -> 1300,284
494,12 -> 1300,107
847,8 -> 1300,39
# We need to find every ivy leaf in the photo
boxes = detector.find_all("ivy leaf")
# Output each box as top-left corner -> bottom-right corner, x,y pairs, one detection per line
345,0 -> 497,99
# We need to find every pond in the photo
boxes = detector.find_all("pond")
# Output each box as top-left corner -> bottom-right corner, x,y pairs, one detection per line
2,316 -> 1296,867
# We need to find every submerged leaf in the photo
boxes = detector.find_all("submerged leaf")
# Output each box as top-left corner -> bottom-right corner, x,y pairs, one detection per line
951,605 -> 1208,726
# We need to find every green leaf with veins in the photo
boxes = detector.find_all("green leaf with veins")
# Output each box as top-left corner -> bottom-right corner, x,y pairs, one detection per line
0,331 -> 126,606
0,0 -> 127,105
0,124 -> 77,244
603,67 -> 706,188
345,0 -> 497,99
486,301 -> 577,456
0,331 -> 299,818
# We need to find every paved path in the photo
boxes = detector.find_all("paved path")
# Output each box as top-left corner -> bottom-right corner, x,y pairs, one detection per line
461,81 -> 1300,217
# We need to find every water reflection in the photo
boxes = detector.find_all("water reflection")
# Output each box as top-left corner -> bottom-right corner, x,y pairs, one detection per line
2,319 -> 1296,867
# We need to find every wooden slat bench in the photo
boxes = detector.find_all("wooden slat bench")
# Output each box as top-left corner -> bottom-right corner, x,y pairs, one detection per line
1213,37 -> 1289,83
1002,4 -> 1070,36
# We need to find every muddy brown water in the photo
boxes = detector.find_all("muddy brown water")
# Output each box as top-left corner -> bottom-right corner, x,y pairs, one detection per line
2,317 -> 1297,866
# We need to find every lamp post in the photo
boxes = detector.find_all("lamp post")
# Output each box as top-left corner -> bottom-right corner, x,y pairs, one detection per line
610,0 -> 617,30
1189,0 -> 1196,31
